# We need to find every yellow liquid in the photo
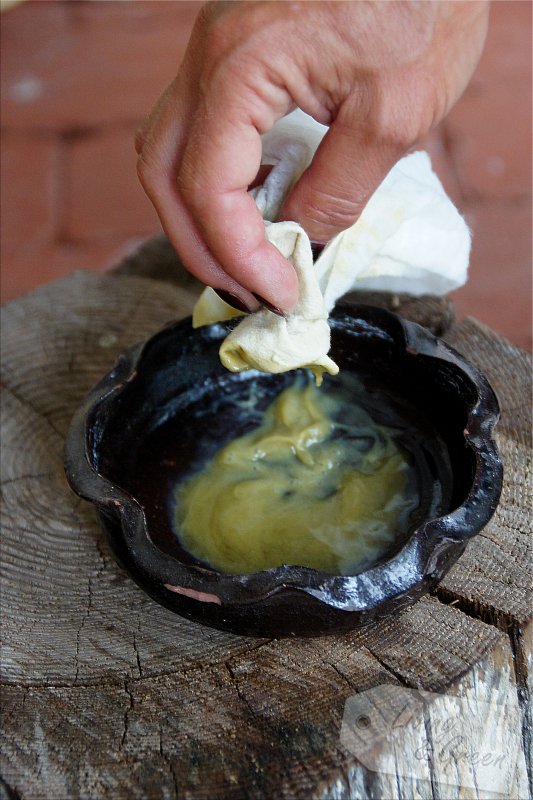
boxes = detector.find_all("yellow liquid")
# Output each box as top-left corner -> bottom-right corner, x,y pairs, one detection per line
175,378 -> 416,575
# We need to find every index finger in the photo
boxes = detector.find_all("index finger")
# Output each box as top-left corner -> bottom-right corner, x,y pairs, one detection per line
177,93 -> 299,312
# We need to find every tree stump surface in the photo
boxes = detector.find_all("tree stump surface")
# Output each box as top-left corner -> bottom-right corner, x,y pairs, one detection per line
1,237 -> 531,799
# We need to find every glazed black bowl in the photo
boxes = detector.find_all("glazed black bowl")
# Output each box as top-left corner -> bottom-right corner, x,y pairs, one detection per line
64,304 -> 502,637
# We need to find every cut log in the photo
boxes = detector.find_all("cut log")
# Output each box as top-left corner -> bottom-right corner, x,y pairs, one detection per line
1,247 -> 531,799
439,319 -> 533,627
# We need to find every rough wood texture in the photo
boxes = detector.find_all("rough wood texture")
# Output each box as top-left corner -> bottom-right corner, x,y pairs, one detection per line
438,319 -> 533,628
324,631 -> 531,800
1,246 -> 531,799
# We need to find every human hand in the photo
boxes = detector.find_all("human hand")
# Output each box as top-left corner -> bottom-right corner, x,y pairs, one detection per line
136,1 -> 489,313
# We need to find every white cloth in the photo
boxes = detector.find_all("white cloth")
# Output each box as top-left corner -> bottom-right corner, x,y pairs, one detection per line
193,110 -> 471,378
218,221 -> 338,381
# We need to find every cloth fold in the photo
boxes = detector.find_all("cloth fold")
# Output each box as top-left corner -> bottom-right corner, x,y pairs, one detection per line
193,110 -> 471,379
218,221 -> 338,382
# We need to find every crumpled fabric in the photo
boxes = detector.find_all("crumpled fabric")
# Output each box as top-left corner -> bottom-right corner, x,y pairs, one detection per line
218,220 -> 337,382
192,110 -> 471,379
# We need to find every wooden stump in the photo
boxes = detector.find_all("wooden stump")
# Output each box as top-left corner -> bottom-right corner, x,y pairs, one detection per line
1,238 -> 531,799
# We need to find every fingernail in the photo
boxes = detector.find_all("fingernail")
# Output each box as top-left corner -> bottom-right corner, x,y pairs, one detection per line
214,289 -> 254,313
252,293 -> 287,317
310,240 -> 325,261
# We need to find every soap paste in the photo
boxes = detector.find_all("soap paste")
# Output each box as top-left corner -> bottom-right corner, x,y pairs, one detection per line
175,377 -> 417,575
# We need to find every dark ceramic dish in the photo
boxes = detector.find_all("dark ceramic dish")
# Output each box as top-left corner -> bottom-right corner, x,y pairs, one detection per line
64,304 -> 502,637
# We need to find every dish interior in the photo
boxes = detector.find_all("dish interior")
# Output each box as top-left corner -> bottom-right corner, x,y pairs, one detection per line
88,314 -> 479,577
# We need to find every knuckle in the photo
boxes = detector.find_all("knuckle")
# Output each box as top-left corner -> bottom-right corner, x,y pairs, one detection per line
382,122 -> 417,152
344,79 -> 432,153
301,190 -> 362,231
199,3 -> 278,87
376,78 -> 437,147
364,101 -> 420,151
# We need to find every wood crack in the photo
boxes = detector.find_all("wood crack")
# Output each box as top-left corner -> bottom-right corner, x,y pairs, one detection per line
120,679 -> 134,750
510,623 -> 533,798
74,562 -> 94,685
132,633 -> 143,679
157,719 -> 179,797
422,704 -> 443,800
326,661 -> 357,692
0,774 -> 23,800
433,586 -> 518,632
224,661 -> 258,722
1,639 -> 275,691
362,647 -> 411,688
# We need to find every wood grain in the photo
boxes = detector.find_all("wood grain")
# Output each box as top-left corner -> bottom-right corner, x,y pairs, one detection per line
1,249 -> 531,799
322,631 -> 530,800
439,319 -> 532,627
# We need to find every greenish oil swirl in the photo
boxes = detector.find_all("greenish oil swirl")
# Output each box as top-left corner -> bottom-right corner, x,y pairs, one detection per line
175,376 -> 417,575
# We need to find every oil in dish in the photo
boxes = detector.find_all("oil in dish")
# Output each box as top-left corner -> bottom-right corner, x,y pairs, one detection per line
174,376 -> 418,575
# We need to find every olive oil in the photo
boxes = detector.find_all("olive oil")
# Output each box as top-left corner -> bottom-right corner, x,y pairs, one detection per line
174,376 -> 418,575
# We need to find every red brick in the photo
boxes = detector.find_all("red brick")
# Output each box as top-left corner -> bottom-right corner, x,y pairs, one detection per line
0,133 -> 59,246
1,0 -> 203,130
480,1 -> 532,84
444,84 -> 532,202
443,1 -> 532,202
0,235 -> 149,304
0,1 -> 71,59
63,127 -> 162,241
451,203 -> 532,351
69,0 -> 197,26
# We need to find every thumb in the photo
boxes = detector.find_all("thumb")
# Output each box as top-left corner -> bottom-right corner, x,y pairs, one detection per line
279,117 -> 407,243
